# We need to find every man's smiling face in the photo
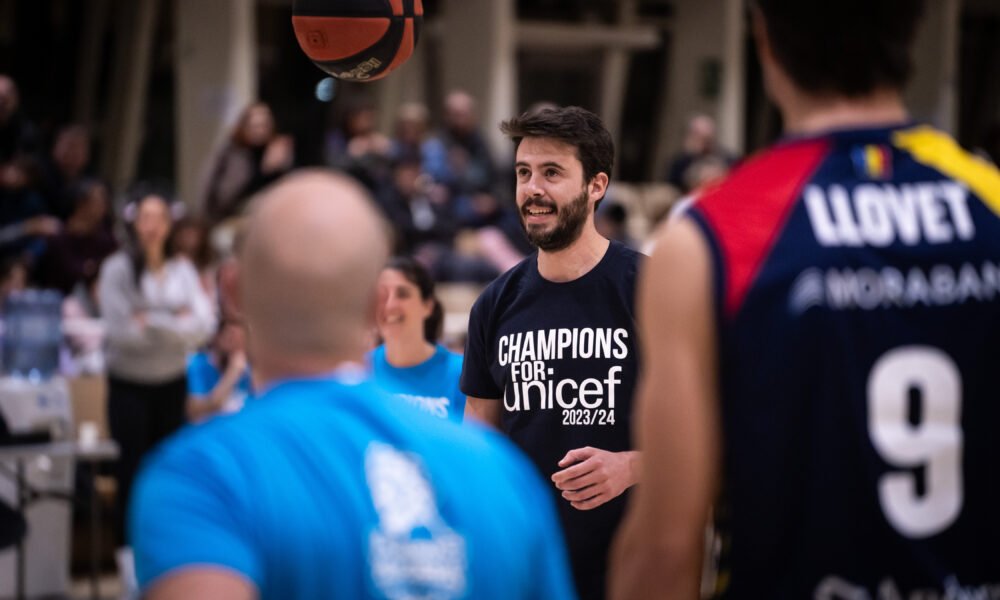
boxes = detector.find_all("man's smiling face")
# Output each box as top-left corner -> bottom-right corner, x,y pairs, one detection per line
514,137 -> 594,252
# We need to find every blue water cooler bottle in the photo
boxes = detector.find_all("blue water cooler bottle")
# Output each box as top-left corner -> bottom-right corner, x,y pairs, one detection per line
2,289 -> 63,379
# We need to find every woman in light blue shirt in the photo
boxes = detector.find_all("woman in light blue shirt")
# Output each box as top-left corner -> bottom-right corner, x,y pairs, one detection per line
186,319 -> 252,423
369,257 -> 465,421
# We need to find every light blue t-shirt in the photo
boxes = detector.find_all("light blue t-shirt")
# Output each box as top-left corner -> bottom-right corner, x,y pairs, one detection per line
130,374 -> 576,600
186,351 -> 253,416
369,344 -> 466,422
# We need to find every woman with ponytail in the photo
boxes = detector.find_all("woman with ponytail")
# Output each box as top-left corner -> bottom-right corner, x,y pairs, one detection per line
369,256 -> 465,422
96,187 -> 215,582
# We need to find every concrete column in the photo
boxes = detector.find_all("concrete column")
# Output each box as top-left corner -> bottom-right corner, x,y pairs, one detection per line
440,0 -> 517,163
905,0 -> 961,133
717,0 -> 746,155
599,0 -> 638,158
73,0 -> 110,128
652,0 -> 741,179
375,41 -> 428,135
102,0 -> 159,194
175,0 -> 257,212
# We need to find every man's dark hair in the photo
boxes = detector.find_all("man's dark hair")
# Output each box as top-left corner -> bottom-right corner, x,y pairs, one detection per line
755,0 -> 925,97
500,106 -> 614,185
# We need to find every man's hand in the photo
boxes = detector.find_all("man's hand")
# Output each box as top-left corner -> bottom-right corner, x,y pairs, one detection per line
226,350 -> 248,376
552,447 -> 640,511
262,135 -> 294,173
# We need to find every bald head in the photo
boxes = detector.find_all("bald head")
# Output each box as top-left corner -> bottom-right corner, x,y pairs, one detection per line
239,170 -> 388,371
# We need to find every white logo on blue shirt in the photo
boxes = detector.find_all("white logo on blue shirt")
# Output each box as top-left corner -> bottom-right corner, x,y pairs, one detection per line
365,442 -> 467,599
395,394 -> 450,420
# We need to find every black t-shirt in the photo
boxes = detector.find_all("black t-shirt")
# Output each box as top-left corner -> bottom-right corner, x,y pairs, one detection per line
461,240 -> 641,600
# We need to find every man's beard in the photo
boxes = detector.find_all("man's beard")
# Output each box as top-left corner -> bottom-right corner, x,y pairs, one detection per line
519,189 -> 590,252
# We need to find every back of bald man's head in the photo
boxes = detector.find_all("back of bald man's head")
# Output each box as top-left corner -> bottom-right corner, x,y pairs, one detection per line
240,169 -> 388,361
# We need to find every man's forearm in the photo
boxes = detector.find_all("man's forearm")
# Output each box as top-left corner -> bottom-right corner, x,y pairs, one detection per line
464,396 -> 502,428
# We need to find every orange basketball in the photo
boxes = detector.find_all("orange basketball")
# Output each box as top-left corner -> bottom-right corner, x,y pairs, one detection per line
291,0 -> 423,82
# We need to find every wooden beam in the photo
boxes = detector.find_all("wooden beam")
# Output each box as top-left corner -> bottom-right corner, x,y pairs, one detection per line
517,21 -> 660,51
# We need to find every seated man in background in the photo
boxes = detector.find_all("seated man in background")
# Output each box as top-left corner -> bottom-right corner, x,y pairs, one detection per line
0,157 -> 59,263
130,170 -> 576,600
35,178 -> 117,304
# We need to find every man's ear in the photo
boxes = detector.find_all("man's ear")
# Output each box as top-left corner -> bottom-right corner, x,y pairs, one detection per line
422,297 -> 435,321
368,283 -> 389,330
590,172 -> 610,204
219,259 -> 244,323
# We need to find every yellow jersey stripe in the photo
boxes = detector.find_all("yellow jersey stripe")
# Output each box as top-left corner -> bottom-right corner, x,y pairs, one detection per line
892,125 -> 1000,218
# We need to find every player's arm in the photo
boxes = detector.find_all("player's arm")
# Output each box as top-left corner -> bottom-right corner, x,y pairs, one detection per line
608,217 -> 720,600
146,570 -> 256,600
131,445 -> 263,600
464,395 -> 501,428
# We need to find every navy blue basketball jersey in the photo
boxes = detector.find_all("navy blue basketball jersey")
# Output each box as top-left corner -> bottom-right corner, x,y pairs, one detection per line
688,124 -> 1000,598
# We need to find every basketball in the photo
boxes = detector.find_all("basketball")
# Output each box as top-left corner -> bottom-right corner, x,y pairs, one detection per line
291,0 -> 423,82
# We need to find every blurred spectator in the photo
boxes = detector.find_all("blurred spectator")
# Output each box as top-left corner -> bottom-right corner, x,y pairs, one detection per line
438,90 -> 496,196
185,319 -> 251,423
41,124 -> 92,220
378,157 -> 456,255
170,216 -> 215,295
461,188 -> 531,252
0,257 -> 27,306
203,102 -> 294,225
595,201 -> 636,249
376,158 -> 497,283
390,102 -> 450,183
665,114 -> 734,193
0,156 -> 59,262
325,100 -> 392,191
215,248 -> 242,326
456,188 -> 530,273
0,75 -> 40,164
683,153 -> 729,193
667,154 -> 732,225
96,188 -> 215,567
644,153 -> 734,255
978,121 -> 1000,166
35,178 -> 117,305
526,101 -> 561,115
